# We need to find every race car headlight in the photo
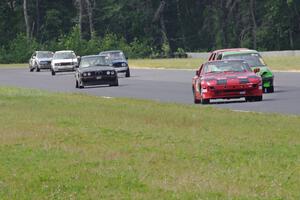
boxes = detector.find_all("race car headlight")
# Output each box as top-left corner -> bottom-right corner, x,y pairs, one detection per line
106,71 -> 111,75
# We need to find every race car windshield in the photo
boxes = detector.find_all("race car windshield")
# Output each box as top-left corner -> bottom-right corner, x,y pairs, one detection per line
53,52 -> 76,59
204,61 -> 251,73
37,52 -> 53,58
223,53 -> 266,67
80,56 -> 111,68
102,52 -> 125,61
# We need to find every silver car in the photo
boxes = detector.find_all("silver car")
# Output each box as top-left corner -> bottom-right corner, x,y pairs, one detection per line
51,50 -> 79,76
29,51 -> 53,72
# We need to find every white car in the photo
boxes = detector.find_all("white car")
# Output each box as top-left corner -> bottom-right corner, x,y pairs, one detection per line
29,51 -> 53,72
51,50 -> 79,76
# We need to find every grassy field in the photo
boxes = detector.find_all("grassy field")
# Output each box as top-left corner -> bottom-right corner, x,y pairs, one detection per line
129,56 -> 300,71
0,63 -> 27,68
1,56 -> 300,71
0,87 -> 300,199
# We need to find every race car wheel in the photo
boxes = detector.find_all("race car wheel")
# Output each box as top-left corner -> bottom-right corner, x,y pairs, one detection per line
79,80 -> 84,89
51,70 -> 56,76
125,69 -> 130,77
201,98 -> 210,105
255,96 -> 263,102
246,97 -> 254,102
266,86 -> 274,93
246,96 -> 263,102
110,79 -> 119,87
193,89 -> 201,104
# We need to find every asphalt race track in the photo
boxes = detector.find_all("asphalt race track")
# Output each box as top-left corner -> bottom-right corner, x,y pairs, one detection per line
0,68 -> 300,115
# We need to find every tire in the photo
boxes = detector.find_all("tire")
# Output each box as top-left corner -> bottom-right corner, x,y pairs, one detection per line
246,96 -> 262,102
110,79 -> 119,87
194,98 -> 201,104
125,68 -> 130,77
266,86 -> 274,93
78,80 -> 84,89
30,67 -> 34,72
51,70 -> 56,76
255,96 -> 263,102
245,97 -> 254,102
193,88 -> 201,104
201,98 -> 210,105
36,67 -> 40,72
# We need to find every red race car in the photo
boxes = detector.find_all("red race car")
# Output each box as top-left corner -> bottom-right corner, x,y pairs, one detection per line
192,60 -> 263,104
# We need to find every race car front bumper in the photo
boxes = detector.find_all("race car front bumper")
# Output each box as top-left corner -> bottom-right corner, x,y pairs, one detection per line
195,83 -> 263,100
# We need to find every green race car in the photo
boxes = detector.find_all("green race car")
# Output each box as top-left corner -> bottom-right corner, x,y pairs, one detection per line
221,50 -> 274,93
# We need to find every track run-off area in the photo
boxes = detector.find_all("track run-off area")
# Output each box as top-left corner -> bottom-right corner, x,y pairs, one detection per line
0,67 -> 300,115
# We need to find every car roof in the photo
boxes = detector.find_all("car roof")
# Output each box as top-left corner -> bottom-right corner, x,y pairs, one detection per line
36,51 -> 53,53
210,48 -> 249,54
222,49 -> 259,56
205,59 -> 247,65
55,50 -> 75,53
100,50 -> 123,54
81,55 -> 107,59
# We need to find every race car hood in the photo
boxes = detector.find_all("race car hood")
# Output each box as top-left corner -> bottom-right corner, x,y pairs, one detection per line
202,71 -> 257,80
52,58 -> 78,64
78,66 -> 115,73
201,71 -> 261,86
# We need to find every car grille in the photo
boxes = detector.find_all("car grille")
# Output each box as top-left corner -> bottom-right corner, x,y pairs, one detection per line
61,62 -> 72,66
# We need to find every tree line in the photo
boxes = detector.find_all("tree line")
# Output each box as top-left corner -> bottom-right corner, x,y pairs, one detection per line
0,0 -> 300,63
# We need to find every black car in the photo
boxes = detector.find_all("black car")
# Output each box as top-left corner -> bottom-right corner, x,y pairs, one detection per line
99,50 -> 130,77
75,55 -> 118,88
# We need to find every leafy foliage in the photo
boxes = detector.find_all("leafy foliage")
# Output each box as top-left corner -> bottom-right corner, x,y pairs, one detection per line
1,0 -> 300,62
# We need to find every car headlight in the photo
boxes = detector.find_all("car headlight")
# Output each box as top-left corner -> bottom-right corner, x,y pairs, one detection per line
122,63 -> 127,67
83,73 -> 87,77
55,63 -> 61,66
106,71 -> 111,75
111,71 -> 115,75
87,72 -> 91,76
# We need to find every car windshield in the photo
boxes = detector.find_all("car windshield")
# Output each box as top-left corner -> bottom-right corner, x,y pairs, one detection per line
37,52 -> 53,58
204,61 -> 251,73
223,53 -> 266,67
53,52 -> 76,59
80,56 -> 111,68
101,52 -> 125,61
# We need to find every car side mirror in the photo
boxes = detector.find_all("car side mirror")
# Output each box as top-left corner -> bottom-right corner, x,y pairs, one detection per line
254,68 -> 260,73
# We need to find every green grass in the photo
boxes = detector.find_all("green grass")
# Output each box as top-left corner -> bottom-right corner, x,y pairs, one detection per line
129,58 -> 205,70
2,56 -> 300,71
0,87 -> 300,199
129,56 -> 300,71
0,63 -> 27,68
